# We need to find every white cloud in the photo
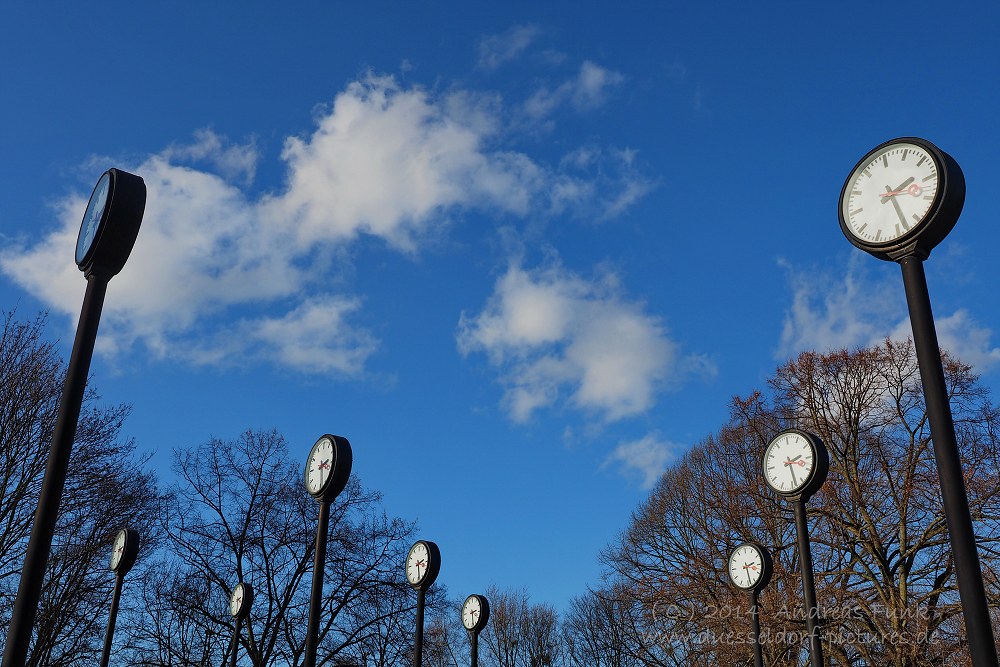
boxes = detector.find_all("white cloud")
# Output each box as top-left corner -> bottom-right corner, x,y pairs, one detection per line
0,73 -> 652,376
779,256 -> 1000,372
603,433 -> 683,488
477,25 -> 542,70
458,261 -> 711,422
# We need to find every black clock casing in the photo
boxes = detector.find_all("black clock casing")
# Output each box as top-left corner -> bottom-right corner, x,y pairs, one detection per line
75,168 -> 146,279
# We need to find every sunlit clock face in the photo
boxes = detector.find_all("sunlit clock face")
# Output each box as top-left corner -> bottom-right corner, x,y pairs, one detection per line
305,436 -> 334,496
841,141 -> 939,246
763,431 -> 816,495
462,595 -> 487,631
406,542 -> 430,587
728,544 -> 766,590
110,529 -> 128,572
76,172 -> 110,265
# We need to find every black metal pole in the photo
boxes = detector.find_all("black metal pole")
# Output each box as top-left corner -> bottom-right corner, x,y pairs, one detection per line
2,275 -> 109,667
98,572 -> 124,667
750,589 -> 763,667
413,588 -> 426,667
227,618 -> 242,667
470,631 -> 479,667
899,256 -> 998,666
793,500 -> 824,667
304,499 -> 331,667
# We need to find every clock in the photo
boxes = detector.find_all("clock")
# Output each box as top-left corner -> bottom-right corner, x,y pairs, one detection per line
762,429 -> 829,501
462,594 -> 490,633
230,582 -> 253,620
74,168 -> 146,278
727,543 -> 773,592
405,540 -> 441,590
839,137 -> 964,261
109,528 -> 140,576
304,434 -> 353,501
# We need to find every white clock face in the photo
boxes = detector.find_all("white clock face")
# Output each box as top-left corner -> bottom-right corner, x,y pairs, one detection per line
306,437 -> 334,495
763,431 -> 815,494
406,542 -> 430,586
230,583 -> 246,617
462,596 -> 482,630
842,142 -> 939,245
728,545 -> 764,590
110,529 -> 127,571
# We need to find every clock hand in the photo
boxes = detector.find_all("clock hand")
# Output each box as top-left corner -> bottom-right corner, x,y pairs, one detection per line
879,177 -> 916,201
880,183 -> 923,198
786,459 -> 799,486
885,187 -> 909,228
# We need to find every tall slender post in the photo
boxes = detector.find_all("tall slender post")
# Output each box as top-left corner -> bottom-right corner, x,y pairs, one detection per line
304,499 -> 331,667
413,588 -> 426,667
900,256 -> 997,665
750,589 -> 763,667
3,276 -> 108,667
228,618 -> 242,667
98,572 -> 124,667
470,630 -> 479,667
793,500 -> 824,667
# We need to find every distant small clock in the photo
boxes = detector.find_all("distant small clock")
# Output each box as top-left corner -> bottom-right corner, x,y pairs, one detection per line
727,543 -> 773,592
75,169 -> 146,278
762,429 -> 829,501
109,528 -> 140,576
304,434 -> 353,501
405,540 -> 441,591
230,582 -> 253,620
839,137 -> 964,261
462,594 -> 490,633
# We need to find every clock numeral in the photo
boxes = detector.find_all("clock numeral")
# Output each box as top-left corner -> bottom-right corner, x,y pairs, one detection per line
916,156 -> 927,167
922,174 -> 935,182
882,155 -> 888,168
850,208 -> 863,217
911,213 -> 921,222
901,149 -> 908,161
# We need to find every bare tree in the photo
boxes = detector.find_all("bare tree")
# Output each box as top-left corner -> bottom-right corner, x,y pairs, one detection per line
561,587 -> 643,667
602,341 -> 1000,666
126,429 -> 417,666
0,311 -> 159,666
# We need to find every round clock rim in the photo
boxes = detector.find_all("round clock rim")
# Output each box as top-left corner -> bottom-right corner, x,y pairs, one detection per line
762,428 -> 829,499
838,136 -> 964,260
303,433 -> 353,501
462,593 -> 490,631
405,539 -> 441,590
109,527 -> 140,575
75,171 -> 112,268
230,581 -> 253,619
727,542 -> 773,592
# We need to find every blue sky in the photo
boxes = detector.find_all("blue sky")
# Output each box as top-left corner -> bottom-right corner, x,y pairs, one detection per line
2,2 -> 999,611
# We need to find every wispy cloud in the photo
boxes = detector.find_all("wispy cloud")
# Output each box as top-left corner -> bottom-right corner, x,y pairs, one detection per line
779,255 -> 1000,372
603,433 -> 684,488
522,61 -> 625,123
457,260 -> 713,423
477,25 -> 542,70
0,73 -> 651,376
